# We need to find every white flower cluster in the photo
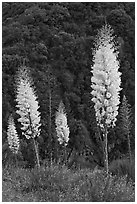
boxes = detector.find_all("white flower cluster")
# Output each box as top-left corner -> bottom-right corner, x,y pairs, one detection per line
91,25 -> 122,129
55,101 -> 70,146
7,115 -> 20,154
16,66 -> 41,139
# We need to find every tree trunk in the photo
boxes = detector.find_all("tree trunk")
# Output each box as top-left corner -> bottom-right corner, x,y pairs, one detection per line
104,126 -> 109,174
33,138 -> 40,168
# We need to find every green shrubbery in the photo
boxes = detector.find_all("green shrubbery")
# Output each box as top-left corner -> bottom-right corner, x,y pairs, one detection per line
2,163 -> 135,202
109,157 -> 135,182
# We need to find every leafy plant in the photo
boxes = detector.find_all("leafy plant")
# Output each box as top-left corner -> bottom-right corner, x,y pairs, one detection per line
109,157 -> 135,181
2,164 -> 135,202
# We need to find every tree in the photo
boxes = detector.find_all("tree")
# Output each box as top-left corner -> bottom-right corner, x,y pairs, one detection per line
119,95 -> 132,161
91,24 -> 122,173
15,66 -> 41,168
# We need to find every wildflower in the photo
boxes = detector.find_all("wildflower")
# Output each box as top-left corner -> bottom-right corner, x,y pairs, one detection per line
55,101 -> 70,146
16,66 -> 41,139
91,24 -> 122,174
91,24 -> 122,129
7,115 -> 19,154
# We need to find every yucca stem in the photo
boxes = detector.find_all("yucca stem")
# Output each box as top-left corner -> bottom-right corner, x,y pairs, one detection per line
15,153 -> 18,168
33,138 -> 40,168
28,111 -> 40,169
104,125 -> 109,174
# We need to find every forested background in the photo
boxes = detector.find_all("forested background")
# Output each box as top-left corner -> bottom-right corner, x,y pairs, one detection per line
2,2 -> 135,168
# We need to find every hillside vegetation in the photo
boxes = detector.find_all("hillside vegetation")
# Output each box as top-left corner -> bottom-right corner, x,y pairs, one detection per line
2,2 -> 135,202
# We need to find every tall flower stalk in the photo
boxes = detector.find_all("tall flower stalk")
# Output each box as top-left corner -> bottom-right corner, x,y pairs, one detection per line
55,101 -> 70,164
91,24 -> 122,173
55,101 -> 70,146
7,115 -> 20,154
16,66 -> 41,168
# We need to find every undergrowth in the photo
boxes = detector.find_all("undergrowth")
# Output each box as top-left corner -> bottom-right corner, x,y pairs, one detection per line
109,157 -> 135,182
2,163 -> 135,202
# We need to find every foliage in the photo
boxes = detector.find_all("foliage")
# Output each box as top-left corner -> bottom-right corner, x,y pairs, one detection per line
2,164 -> 135,202
2,3 -> 135,201
119,95 -> 132,135
2,2 -> 135,167
109,157 -> 135,182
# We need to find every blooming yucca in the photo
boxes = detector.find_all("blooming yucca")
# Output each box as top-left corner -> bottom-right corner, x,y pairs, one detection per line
7,115 -> 19,154
15,66 -> 41,167
55,101 -> 70,146
16,66 -> 41,139
91,24 -> 122,129
91,24 -> 122,173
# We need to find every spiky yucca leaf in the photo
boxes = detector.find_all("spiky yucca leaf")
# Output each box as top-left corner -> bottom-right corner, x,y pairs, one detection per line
7,115 -> 19,154
16,66 -> 41,139
55,101 -> 70,146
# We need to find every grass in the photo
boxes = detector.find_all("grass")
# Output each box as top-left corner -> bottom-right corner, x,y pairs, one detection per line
2,163 -> 135,202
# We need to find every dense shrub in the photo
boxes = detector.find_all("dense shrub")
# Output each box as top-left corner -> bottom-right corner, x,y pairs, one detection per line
109,157 -> 135,181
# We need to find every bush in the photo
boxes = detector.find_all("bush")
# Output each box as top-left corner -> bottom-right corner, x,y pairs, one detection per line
2,163 -> 135,202
109,157 -> 135,181
88,169 -> 135,202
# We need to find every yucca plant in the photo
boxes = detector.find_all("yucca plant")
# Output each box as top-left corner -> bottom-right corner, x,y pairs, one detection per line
7,115 -> 20,154
55,101 -> 70,164
91,24 -> 122,173
7,115 -> 20,166
15,66 -> 41,168
55,101 -> 70,146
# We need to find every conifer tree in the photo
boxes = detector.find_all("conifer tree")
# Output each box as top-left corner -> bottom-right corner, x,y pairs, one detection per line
119,95 -> 132,161
91,24 -> 122,173
15,66 -> 41,168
